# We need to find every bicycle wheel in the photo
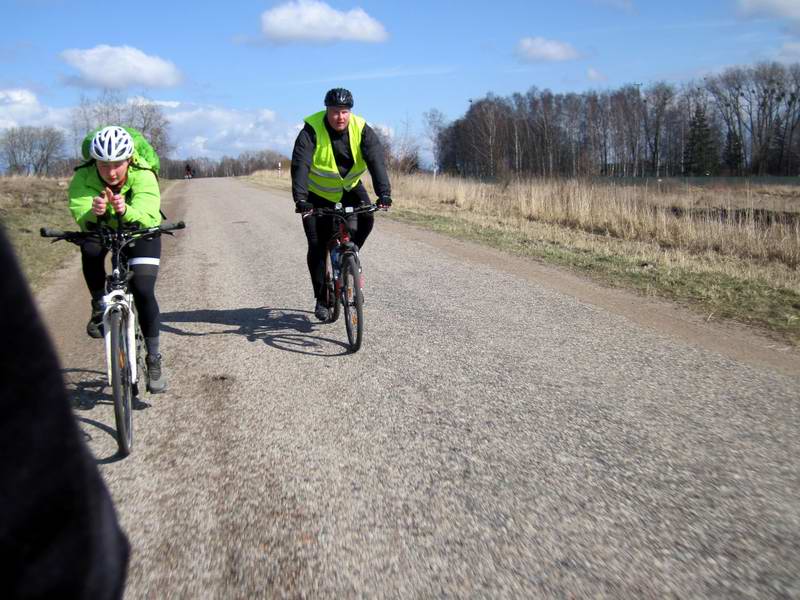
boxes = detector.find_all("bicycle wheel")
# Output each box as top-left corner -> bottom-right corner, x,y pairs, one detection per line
109,309 -> 133,456
325,249 -> 341,323
341,253 -> 364,352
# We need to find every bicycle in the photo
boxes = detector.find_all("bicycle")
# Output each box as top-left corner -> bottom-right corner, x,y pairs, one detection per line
41,219 -> 186,456
304,202 -> 382,352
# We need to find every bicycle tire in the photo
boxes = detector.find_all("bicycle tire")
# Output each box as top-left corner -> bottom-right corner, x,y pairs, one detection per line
341,253 -> 364,352
326,249 -> 341,323
109,309 -> 133,456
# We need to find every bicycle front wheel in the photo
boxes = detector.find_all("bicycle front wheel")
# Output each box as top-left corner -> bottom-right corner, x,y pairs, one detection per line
109,309 -> 133,456
341,253 -> 364,352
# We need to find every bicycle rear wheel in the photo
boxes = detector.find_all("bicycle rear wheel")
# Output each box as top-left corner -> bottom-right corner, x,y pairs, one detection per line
109,309 -> 133,456
325,249 -> 341,323
341,253 -> 364,352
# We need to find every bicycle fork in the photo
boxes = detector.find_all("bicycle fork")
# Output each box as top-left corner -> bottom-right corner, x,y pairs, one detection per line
101,291 -> 140,387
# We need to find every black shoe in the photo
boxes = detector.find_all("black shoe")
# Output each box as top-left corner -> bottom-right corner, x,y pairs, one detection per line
86,300 -> 103,339
146,353 -> 167,393
314,300 -> 330,322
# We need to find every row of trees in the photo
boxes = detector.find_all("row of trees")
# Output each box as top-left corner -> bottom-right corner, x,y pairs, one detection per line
429,62 -> 800,178
160,150 -> 285,179
0,91 -> 173,177
0,126 -> 67,176
0,91 -> 287,178
4,61 -> 799,180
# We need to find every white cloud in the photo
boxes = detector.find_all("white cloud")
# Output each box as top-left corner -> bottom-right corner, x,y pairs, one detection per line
587,67 -> 607,82
0,88 -> 70,130
371,123 -> 394,140
0,90 -> 293,159
165,103 -> 295,158
738,0 -> 800,29
592,0 -> 634,12
516,37 -> 580,62
779,41 -> 800,61
128,96 -> 182,109
60,45 -> 182,89
261,0 -> 388,43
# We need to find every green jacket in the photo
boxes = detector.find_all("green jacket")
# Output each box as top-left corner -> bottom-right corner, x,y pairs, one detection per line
68,160 -> 161,231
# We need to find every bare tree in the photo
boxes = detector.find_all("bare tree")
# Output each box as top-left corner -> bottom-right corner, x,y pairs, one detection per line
433,60 -> 800,179
70,90 -> 172,158
370,126 -> 395,171
642,83 -> 675,177
422,109 -> 447,173
0,127 -> 26,174
0,126 -> 66,175
126,97 -> 172,157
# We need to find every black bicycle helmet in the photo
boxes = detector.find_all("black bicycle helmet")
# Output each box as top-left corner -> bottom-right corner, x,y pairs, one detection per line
324,88 -> 354,108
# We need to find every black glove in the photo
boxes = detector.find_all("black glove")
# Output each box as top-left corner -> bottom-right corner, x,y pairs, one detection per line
376,196 -> 392,208
295,201 -> 313,213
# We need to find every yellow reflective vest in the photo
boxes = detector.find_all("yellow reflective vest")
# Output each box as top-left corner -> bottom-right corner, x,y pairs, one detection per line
304,110 -> 368,202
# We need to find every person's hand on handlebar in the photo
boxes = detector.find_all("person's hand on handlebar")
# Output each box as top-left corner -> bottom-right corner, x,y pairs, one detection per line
376,196 -> 392,209
91,192 -> 108,216
106,187 -> 127,216
92,188 -> 126,217
295,201 -> 314,213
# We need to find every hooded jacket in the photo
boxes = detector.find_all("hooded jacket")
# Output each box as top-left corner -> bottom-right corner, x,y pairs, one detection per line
68,155 -> 161,231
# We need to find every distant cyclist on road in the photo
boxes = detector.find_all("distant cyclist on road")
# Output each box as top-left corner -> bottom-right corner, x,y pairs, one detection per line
184,163 -> 193,179
67,125 -> 168,392
291,88 -> 392,321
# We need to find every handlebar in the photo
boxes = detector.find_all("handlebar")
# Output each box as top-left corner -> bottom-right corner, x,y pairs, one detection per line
40,221 -> 186,242
303,204 -> 383,219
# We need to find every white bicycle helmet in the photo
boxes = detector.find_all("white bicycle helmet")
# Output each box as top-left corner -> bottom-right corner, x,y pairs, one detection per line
89,126 -> 134,161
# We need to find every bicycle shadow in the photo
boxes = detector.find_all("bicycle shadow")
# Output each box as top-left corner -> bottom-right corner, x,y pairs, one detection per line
62,368 -> 150,464
62,368 -> 151,411
74,416 -> 125,464
62,368 -> 112,411
160,307 -> 351,356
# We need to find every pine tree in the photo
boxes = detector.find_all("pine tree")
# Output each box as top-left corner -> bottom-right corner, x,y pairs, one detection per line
683,105 -> 717,176
723,128 -> 744,176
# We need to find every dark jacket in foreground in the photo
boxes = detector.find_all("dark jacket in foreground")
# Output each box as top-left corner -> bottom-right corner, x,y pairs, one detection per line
0,229 -> 129,599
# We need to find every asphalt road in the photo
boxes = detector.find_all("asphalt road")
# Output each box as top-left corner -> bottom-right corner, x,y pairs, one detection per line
36,178 -> 800,598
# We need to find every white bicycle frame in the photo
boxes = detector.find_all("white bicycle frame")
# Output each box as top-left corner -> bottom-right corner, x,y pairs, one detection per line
101,289 -> 140,387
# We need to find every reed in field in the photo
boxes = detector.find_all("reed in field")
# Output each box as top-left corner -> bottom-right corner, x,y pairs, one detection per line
392,173 -> 800,269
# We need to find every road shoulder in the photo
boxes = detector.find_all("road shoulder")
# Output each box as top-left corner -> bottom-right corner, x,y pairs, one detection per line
381,217 -> 800,378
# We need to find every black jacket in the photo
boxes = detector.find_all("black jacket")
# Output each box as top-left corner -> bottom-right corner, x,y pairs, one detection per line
0,229 -> 130,599
291,115 -> 391,204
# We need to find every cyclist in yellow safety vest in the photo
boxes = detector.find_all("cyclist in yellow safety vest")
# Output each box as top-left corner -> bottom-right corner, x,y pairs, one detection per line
291,88 -> 392,321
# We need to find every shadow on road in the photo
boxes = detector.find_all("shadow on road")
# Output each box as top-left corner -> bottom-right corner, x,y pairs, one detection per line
62,368 -> 111,410
62,368 -> 151,411
160,307 -> 350,356
74,416 -> 125,464
63,368 -> 149,464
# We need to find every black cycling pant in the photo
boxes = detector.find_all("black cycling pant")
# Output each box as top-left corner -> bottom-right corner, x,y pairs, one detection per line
80,235 -> 161,339
302,186 -> 374,300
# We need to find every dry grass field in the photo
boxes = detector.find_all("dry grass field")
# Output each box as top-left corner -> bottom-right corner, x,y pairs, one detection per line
393,174 -> 800,267
0,176 -> 76,290
249,170 -> 800,344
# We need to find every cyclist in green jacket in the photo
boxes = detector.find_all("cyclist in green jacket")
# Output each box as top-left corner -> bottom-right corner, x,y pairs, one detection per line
68,126 -> 167,393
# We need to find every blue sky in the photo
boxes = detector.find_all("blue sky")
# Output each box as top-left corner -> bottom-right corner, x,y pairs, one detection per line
2,0 -> 799,162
